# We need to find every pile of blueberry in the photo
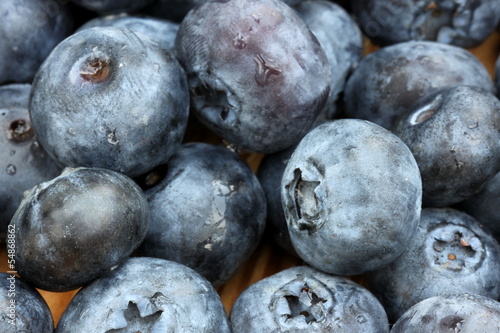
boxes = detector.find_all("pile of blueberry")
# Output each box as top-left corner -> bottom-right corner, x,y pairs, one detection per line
1,0 -> 500,332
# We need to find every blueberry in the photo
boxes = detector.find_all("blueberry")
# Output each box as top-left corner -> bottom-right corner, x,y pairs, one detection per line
0,0 -> 74,84
70,0 -> 156,14
55,257 -> 231,332
76,13 -> 179,53
229,265 -> 390,332
9,167 -> 149,292
0,273 -> 53,332
496,54 -> 500,98
365,208 -> 500,323
391,294 -> 500,332
175,0 -> 331,153
343,41 -> 495,129
352,0 -> 500,48
0,84 -> 61,238
281,119 -> 422,276
136,142 -> 267,287
142,0 -> 208,23
393,85 -> 500,207
29,26 -> 190,178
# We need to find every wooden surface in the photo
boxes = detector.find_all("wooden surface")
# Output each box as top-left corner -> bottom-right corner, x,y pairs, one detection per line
1,31 -> 499,327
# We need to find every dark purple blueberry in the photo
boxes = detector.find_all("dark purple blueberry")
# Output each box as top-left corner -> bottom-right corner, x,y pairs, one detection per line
70,0 -> 155,14
0,0 -> 74,84
175,0 -> 331,153
393,85 -> 500,207
29,26 -> 189,178
9,167 -> 149,292
136,142 -> 267,287
0,273 -> 53,332
366,208 -> 500,323
230,265 -> 390,332
55,257 -> 230,332
281,119 -> 422,276
391,294 -> 500,332
0,84 -> 61,237
343,41 -> 495,130
352,0 -> 500,48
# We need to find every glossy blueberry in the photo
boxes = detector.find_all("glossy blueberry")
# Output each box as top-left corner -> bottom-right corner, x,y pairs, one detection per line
393,85 -> 500,207
0,0 -> 73,84
136,142 -> 267,287
70,0 -> 155,14
29,26 -> 189,178
175,0 -> 331,153
294,0 -> 363,119
230,265 -> 390,332
281,119 -> 422,276
9,167 -> 149,292
343,41 -> 495,130
391,294 -> 500,332
0,273 -> 53,332
76,13 -> 179,53
0,84 -> 61,237
366,208 -> 500,323
56,257 -> 231,333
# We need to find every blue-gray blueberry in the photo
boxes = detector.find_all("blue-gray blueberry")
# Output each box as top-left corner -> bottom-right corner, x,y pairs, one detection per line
70,0 -> 155,14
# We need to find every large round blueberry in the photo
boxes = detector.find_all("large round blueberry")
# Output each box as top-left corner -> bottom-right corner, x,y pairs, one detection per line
29,26 -> 189,178
230,265 -> 390,332
352,0 -> 500,48
136,142 -> 267,287
175,0 -> 331,153
0,0 -> 74,84
0,273 -> 53,332
343,41 -> 495,129
9,167 -> 149,292
366,208 -> 500,323
391,294 -> 500,332
55,257 -> 230,333
281,119 -> 422,276
393,85 -> 500,207
0,84 -> 61,237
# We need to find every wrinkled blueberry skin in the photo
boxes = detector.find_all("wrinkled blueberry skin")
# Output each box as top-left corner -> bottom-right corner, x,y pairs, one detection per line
343,41 -> 495,130
393,85 -> 500,207
391,294 -> 500,332
0,274 -> 53,332
230,265 -> 389,332
459,171 -> 500,242
0,0 -> 73,84
352,0 -> 500,48
9,167 -> 149,292
70,0 -> 155,14
29,27 -> 189,178
366,208 -> 500,323
281,119 -> 422,276
136,143 -> 266,287
77,13 -> 179,53
0,84 -> 61,237
294,0 -> 363,119
56,257 -> 231,333
175,0 -> 331,154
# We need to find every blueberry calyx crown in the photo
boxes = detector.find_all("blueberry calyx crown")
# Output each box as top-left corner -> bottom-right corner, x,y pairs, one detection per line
8,118 -> 34,142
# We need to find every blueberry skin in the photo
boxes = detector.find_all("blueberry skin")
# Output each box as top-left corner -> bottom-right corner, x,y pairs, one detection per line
366,208 -> 500,323
70,0 -> 155,14
0,274 -> 53,332
136,142 -> 266,287
496,54 -> 500,99
391,294 -> 500,332
29,26 -> 189,178
230,265 -> 390,332
343,41 -> 495,130
76,13 -> 179,53
56,257 -> 230,333
0,84 -> 61,237
9,167 -> 149,292
0,0 -> 74,84
352,0 -> 500,48
281,119 -> 422,276
393,85 -> 500,207
175,0 -> 331,154
294,0 -> 363,119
